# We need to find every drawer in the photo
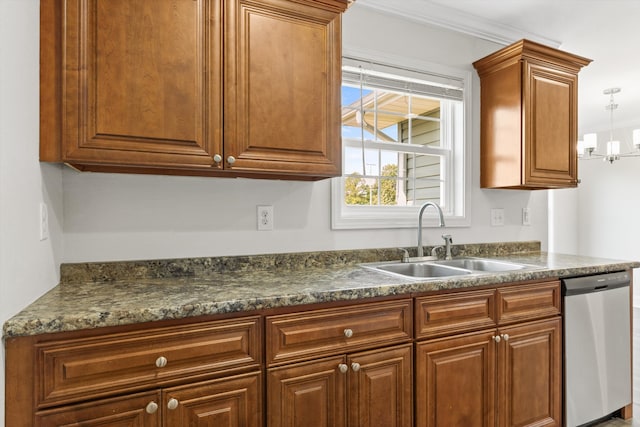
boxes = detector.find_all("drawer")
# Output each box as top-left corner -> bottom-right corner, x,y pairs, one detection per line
36,316 -> 261,408
415,289 -> 496,339
266,299 -> 412,366
496,280 -> 561,325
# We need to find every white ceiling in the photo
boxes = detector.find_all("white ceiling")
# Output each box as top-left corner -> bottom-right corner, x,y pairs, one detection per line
356,0 -> 640,136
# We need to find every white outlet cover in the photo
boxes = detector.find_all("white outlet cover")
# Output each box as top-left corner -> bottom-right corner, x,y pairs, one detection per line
257,205 -> 274,231
490,208 -> 504,227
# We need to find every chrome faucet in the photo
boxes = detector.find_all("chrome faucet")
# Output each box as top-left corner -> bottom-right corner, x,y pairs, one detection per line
417,202 -> 446,258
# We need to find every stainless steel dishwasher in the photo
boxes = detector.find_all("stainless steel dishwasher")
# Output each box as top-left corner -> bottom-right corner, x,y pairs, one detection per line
563,271 -> 631,427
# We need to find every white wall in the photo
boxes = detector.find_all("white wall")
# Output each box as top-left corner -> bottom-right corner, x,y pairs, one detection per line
568,126 -> 640,306
576,133 -> 640,262
0,1 -> 64,425
62,5 -> 549,263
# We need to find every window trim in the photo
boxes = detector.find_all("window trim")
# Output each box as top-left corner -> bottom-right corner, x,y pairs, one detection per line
331,47 -> 472,230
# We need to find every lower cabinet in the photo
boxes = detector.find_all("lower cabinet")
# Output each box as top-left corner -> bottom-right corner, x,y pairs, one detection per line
267,344 -> 413,427
35,371 -> 262,427
415,318 -> 562,427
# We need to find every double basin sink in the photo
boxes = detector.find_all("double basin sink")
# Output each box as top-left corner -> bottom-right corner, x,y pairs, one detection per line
361,257 -> 540,280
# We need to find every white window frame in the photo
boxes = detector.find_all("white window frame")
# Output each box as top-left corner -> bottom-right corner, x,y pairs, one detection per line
331,48 -> 472,230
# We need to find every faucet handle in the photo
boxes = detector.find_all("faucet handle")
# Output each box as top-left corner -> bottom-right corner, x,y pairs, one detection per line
441,234 -> 453,243
398,248 -> 410,263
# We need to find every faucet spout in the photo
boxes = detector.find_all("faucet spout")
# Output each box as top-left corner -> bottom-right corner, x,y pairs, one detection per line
417,202 -> 445,258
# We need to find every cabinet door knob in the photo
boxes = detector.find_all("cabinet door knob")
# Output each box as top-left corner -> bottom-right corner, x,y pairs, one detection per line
501,334 -> 509,342
145,401 -> 159,414
167,398 -> 179,410
343,328 -> 354,338
338,363 -> 349,374
492,335 -> 501,343
227,156 -> 236,165
351,362 -> 361,372
155,356 -> 168,368
213,154 -> 222,163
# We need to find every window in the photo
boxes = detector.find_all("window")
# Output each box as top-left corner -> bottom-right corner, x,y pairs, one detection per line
331,54 -> 471,229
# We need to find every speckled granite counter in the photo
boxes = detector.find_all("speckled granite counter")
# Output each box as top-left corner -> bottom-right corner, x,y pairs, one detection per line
3,242 -> 638,338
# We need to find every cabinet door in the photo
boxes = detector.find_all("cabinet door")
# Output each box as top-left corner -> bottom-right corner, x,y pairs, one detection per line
497,318 -> 562,427
524,61 -> 578,187
348,344 -> 413,427
164,372 -> 261,427
224,0 -> 342,177
35,391 -> 161,426
58,0 -> 221,169
267,355 -> 347,427
415,330 -> 496,427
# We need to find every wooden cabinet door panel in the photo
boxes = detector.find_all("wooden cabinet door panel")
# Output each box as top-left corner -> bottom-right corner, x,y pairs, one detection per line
164,371 -> 261,427
37,316 -> 261,407
497,318 -> 562,427
497,281 -> 561,325
61,0 -> 221,168
267,356 -> 347,427
35,391 -> 161,427
224,0 -> 341,177
347,344 -> 413,427
415,289 -> 496,339
266,299 -> 412,366
525,62 -> 578,186
416,330 -> 496,427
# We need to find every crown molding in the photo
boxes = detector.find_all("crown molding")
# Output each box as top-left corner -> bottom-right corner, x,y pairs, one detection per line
354,0 -> 561,48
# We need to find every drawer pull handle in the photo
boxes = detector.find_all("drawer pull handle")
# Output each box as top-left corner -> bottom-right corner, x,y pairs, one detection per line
343,328 -> 354,338
155,356 -> 168,368
501,334 -> 510,342
167,398 -> 179,410
227,156 -> 236,165
492,335 -> 501,343
338,363 -> 349,374
351,362 -> 361,372
145,401 -> 159,414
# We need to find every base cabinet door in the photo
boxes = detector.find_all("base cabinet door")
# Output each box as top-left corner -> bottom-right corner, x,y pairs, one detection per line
415,330 -> 497,427
267,355 -> 347,427
34,373 -> 262,427
497,318 -> 562,427
267,344 -> 412,427
347,344 -> 413,427
164,371 -> 262,427
35,391 -> 162,426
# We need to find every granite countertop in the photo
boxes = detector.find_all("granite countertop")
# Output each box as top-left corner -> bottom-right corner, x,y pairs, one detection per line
3,242 -> 639,338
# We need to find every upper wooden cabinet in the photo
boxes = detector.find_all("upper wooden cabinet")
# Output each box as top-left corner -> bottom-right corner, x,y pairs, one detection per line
40,0 -> 348,180
473,39 -> 591,189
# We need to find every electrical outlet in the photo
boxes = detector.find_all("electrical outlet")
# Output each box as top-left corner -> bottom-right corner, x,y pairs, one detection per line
40,202 -> 49,241
490,208 -> 504,227
257,205 -> 274,231
522,207 -> 531,226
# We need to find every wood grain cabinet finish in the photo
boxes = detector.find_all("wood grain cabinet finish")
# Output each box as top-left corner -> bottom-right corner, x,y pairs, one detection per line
496,280 -> 561,325
5,315 -> 262,426
266,299 -> 413,366
163,371 -> 262,427
473,39 -> 591,189
415,288 -> 496,339
34,372 -> 262,427
40,0 -> 348,180
267,344 -> 413,427
35,391 -> 162,427
415,281 -> 562,427
36,316 -> 261,408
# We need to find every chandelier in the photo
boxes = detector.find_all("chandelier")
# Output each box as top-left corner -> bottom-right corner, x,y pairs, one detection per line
578,88 -> 640,163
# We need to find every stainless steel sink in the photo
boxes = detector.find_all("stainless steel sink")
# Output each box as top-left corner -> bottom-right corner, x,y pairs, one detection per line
432,258 -> 528,272
361,257 -> 539,280
374,262 -> 471,279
